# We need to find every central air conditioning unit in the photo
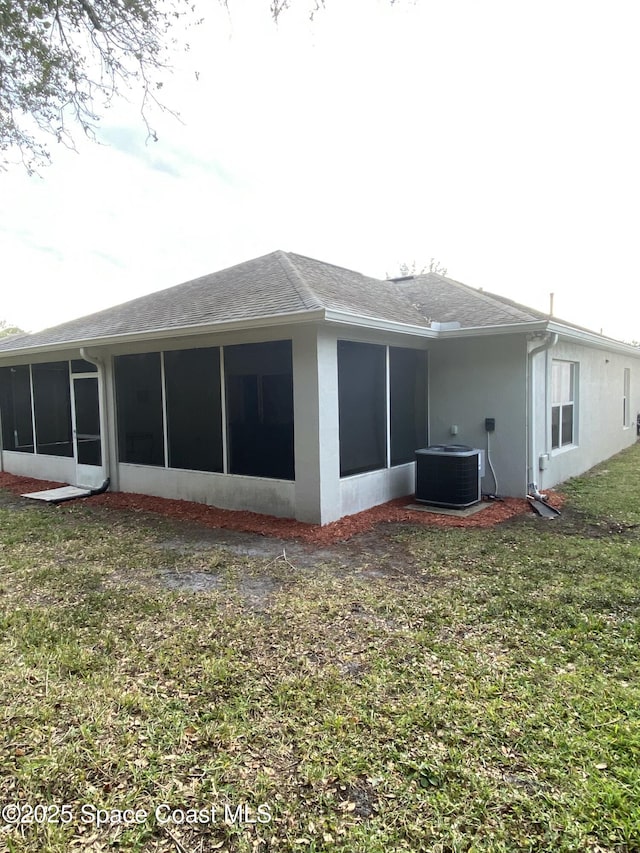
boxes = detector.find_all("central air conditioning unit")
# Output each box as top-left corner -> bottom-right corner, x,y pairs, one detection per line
415,445 -> 482,508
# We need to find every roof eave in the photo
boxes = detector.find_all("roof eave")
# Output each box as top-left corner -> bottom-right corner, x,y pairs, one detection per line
3,310 -> 636,361
547,321 -> 640,356
323,309 -> 438,337
438,320 -> 640,355
437,320 -> 548,338
0,309 -> 327,360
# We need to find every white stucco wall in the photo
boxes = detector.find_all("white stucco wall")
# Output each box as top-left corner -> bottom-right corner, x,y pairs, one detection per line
117,464 -> 295,517
533,340 -> 640,490
292,326 -> 341,524
1,450 -> 75,484
339,463 -> 415,517
428,334 -> 529,497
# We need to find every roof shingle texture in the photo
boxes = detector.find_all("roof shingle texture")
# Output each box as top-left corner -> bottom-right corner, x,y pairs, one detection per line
0,250 -> 547,353
393,273 -> 547,327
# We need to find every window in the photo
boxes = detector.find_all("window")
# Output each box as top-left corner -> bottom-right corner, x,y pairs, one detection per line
338,341 -> 386,476
32,362 -> 73,457
164,348 -> 223,472
224,341 -> 294,480
0,365 -> 34,453
389,347 -> 428,465
115,353 -> 164,466
551,360 -> 576,449
623,368 -> 631,428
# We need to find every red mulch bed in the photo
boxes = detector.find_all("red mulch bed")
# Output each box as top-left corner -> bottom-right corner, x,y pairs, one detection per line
0,472 -> 562,545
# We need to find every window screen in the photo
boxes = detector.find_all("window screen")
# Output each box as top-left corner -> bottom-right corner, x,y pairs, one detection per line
0,365 -> 34,453
73,378 -> 101,466
224,341 -> 294,480
164,348 -> 223,472
389,347 -> 428,465
338,341 -> 386,477
115,353 -> 164,466
31,362 -> 73,457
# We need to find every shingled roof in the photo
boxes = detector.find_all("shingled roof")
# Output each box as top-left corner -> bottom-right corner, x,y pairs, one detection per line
0,250 -> 550,354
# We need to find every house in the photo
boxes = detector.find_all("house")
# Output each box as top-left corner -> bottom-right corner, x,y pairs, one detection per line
0,251 -> 638,524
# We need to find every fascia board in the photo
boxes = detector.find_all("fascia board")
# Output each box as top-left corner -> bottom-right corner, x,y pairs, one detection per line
3,308 -> 636,362
0,309 -> 326,361
546,321 -> 640,357
439,321 -> 640,357
323,309 -> 439,338
436,321 -> 548,338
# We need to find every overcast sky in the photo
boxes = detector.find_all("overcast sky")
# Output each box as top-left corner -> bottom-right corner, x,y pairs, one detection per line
2,0 -> 639,341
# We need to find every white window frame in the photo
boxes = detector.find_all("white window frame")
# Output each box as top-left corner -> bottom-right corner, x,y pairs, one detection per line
551,360 -> 578,451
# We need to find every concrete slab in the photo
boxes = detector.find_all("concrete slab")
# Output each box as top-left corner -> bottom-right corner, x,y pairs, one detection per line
405,501 -> 492,518
21,485 -> 92,503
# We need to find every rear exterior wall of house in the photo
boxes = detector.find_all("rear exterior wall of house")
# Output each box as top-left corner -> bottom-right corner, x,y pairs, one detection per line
3,328 -> 636,522
531,339 -> 640,492
427,334 -> 530,498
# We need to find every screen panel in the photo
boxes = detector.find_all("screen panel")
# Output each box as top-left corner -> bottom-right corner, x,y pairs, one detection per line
0,365 -> 34,453
164,348 -> 223,473
224,341 -> 294,480
74,377 -> 102,466
389,347 -> 428,465
32,361 -> 73,457
115,353 -> 164,466
338,341 -> 386,477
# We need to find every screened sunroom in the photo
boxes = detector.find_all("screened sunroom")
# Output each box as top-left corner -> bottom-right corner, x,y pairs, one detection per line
0,329 -> 429,525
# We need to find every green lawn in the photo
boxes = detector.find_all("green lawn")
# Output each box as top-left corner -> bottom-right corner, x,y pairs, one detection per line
1,446 -> 639,852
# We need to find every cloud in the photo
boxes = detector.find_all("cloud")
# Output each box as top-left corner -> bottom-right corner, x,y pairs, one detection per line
1,0 -> 639,341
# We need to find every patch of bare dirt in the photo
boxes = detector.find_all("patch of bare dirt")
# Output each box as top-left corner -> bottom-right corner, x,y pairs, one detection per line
552,506 -> 640,539
331,777 -> 379,818
502,496 -> 639,541
0,472 -> 536,583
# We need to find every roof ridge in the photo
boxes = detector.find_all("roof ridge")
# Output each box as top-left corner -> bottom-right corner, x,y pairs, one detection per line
276,251 -> 325,310
285,251 -> 386,283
